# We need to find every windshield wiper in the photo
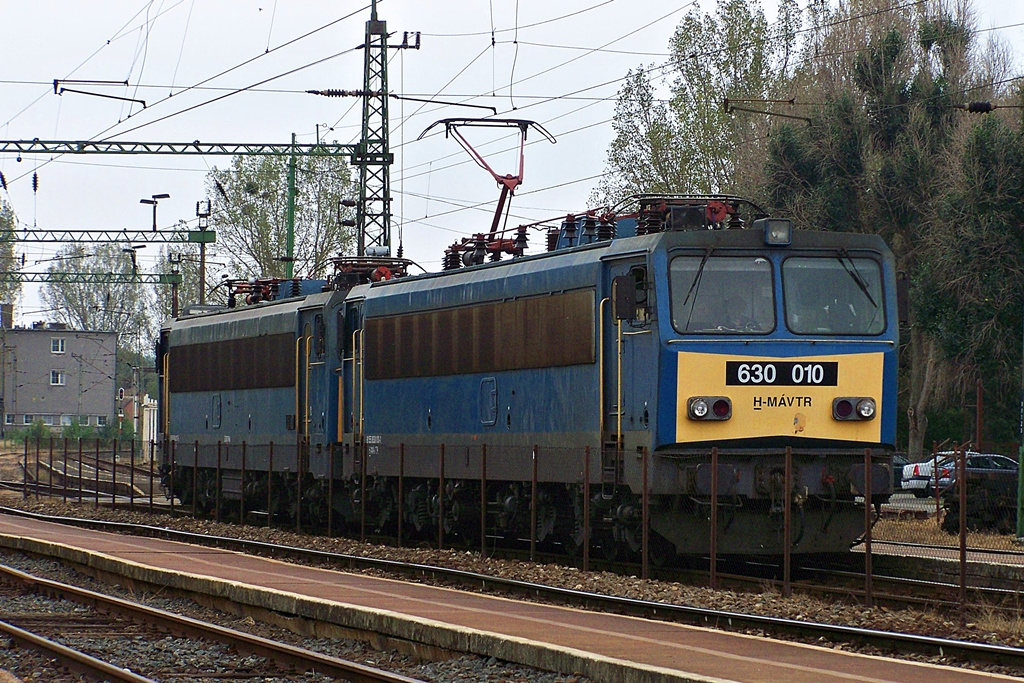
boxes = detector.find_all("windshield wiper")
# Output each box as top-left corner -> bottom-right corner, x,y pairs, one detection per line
682,247 -> 713,331
836,249 -> 877,309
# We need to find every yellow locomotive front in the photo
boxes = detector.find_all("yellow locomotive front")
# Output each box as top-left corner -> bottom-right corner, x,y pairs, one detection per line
642,220 -> 899,556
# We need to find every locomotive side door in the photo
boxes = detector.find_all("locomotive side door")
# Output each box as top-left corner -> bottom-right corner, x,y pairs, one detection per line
604,259 -> 654,487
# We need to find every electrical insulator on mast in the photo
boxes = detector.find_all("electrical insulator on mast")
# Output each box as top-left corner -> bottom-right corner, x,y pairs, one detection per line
32,172 -> 38,193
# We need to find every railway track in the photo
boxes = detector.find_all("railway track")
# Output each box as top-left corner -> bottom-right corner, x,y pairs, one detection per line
0,560 -> 425,683
2,506 -> 1023,674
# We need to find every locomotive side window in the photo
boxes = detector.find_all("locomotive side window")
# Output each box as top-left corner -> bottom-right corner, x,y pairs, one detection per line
364,289 -> 595,380
670,256 -> 774,334
782,257 -> 885,335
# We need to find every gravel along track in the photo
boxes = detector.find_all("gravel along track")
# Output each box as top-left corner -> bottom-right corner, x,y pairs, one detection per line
0,552 -> 592,683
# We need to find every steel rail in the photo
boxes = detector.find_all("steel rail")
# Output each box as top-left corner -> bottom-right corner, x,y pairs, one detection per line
2,507 -> 1023,671
0,618 -> 157,683
0,561 -> 424,683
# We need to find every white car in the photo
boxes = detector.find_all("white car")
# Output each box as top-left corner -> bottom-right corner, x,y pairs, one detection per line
902,452 -> 956,498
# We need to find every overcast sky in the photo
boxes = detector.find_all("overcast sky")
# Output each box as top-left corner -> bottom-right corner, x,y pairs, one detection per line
1,0 -> 1022,324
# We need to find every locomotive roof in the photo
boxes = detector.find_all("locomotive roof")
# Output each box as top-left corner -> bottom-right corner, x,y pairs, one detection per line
357,227 -> 891,317
165,289 -> 340,345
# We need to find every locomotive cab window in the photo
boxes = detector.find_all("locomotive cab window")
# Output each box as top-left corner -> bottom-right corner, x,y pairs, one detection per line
670,255 -> 774,334
782,256 -> 885,335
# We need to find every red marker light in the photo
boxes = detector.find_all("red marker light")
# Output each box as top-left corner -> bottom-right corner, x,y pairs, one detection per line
713,399 -> 730,418
835,399 -> 853,418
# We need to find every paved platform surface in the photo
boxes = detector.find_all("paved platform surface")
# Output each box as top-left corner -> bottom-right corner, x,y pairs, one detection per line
0,513 -> 1016,683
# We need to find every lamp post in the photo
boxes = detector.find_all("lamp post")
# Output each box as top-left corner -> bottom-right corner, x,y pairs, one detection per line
121,244 -> 145,275
139,193 -> 170,232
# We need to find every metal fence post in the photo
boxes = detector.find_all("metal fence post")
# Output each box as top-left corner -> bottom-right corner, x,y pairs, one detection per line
94,439 -> 100,510
439,444 -> 446,551
192,441 -> 198,517
296,439 -> 303,534
583,446 -> 590,573
112,438 -> 118,509
958,445 -> 968,614
129,438 -> 136,511
22,438 -> 27,499
479,444 -> 486,558
710,446 -> 718,590
169,440 -> 176,516
149,441 -> 154,514
77,439 -> 83,503
530,445 -> 538,563
34,436 -> 40,500
215,441 -> 222,523
864,448 -> 873,608
642,446 -> 649,581
268,442 -> 274,528
399,443 -> 405,548
359,441 -> 366,543
784,445 -> 792,598
326,442 -> 332,537
240,441 -> 247,525
61,438 -> 67,504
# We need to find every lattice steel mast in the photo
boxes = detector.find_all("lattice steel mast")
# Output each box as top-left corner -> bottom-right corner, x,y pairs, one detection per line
355,0 -> 393,257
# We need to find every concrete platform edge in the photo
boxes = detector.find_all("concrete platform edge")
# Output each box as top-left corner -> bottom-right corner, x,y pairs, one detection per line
0,532 -> 730,683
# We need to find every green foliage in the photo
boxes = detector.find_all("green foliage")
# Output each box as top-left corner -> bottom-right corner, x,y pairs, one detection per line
8,420 -> 52,445
61,418 -> 93,441
757,3 -> 1022,450
98,418 -> 134,445
39,244 -> 155,343
205,151 -> 355,280
0,200 -> 21,305
594,0 -> 800,205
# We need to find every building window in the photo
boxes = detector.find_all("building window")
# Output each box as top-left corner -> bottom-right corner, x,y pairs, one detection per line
42,415 -> 55,426
96,416 -> 107,427
51,338 -> 65,354
60,415 -> 73,426
50,370 -> 66,386
4,415 -> 12,425
23,415 -> 34,425
78,415 -> 90,426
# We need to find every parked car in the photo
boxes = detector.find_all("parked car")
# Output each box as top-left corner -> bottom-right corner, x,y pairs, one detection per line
902,452 -> 955,498
938,453 -> 1019,534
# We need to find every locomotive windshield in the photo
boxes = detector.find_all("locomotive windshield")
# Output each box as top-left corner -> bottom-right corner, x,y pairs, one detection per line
782,256 -> 885,335
670,255 -> 775,334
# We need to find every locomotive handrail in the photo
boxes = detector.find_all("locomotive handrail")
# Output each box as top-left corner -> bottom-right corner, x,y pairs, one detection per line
294,338 -> 302,441
305,335 -> 313,437
598,297 -> 610,445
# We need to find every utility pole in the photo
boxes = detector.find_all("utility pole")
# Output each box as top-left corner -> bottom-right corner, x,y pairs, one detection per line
286,133 -> 297,277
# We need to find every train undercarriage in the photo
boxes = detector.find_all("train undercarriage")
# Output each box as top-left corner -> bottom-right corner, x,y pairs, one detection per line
162,462 -> 879,559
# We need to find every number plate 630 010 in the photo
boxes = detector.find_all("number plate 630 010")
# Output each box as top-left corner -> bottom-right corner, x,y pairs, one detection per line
725,361 -> 838,386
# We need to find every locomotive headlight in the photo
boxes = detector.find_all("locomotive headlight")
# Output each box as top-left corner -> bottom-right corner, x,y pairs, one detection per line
689,398 -> 709,419
688,396 -> 731,421
833,397 -> 876,421
754,217 -> 792,246
856,398 -> 876,419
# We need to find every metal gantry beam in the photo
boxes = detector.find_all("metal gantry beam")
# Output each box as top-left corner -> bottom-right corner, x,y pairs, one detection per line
0,140 -> 356,156
0,272 -> 182,285
2,229 -> 214,244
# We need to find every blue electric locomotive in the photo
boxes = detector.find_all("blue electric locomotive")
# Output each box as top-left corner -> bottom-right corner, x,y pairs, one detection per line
159,194 -> 899,557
